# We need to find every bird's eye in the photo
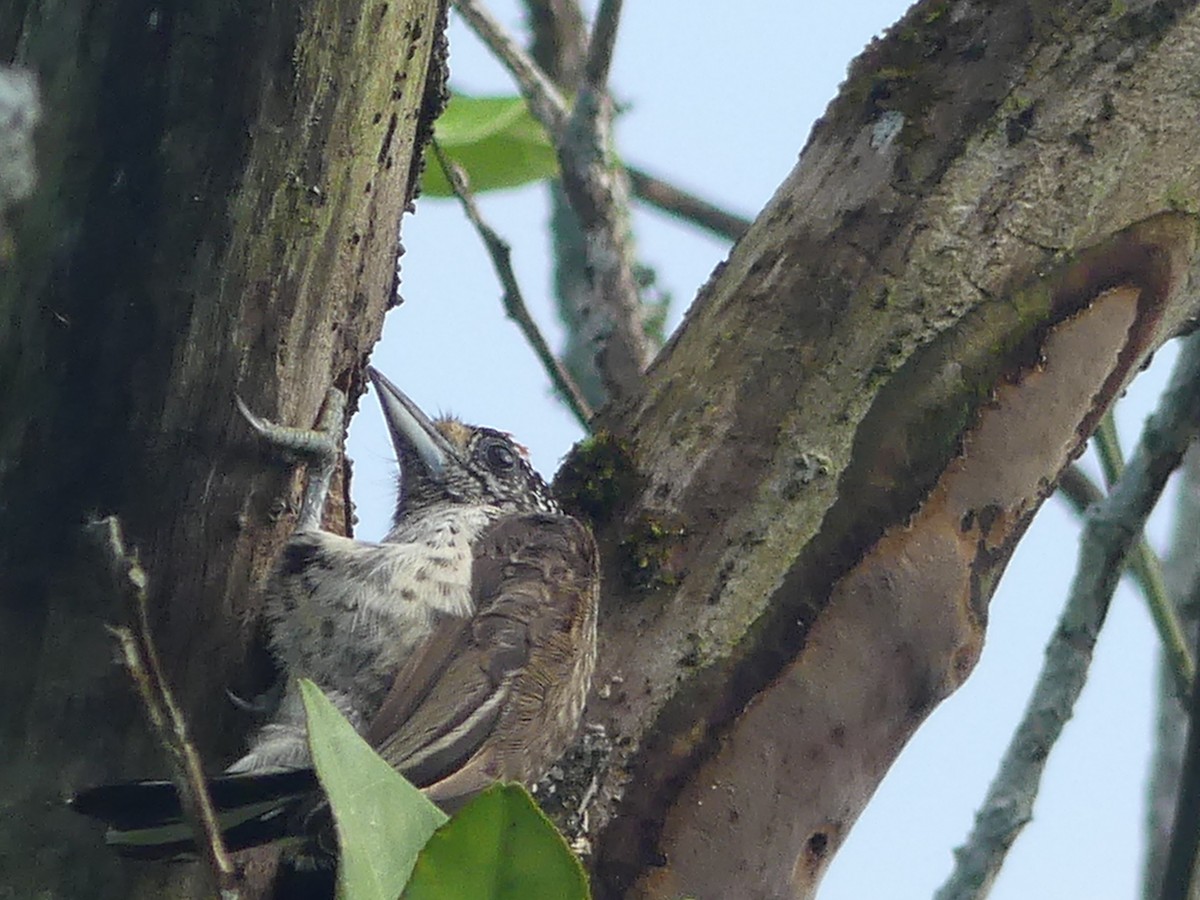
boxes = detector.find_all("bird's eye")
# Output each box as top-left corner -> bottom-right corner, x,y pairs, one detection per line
483,439 -> 517,472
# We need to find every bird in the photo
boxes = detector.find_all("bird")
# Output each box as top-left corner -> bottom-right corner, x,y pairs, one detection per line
71,367 -> 599,863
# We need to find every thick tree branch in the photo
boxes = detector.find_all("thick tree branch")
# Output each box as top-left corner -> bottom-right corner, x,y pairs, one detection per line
576,3 -> 1200,896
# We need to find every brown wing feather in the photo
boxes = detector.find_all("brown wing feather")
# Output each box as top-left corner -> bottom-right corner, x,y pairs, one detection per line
363,512 -> 599,809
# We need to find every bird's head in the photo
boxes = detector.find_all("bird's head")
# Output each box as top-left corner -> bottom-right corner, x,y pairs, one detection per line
368,367 -> 558,522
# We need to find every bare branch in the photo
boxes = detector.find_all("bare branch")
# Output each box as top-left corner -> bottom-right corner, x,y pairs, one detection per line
1092,411 -> 1194,700
627,166 -> 752,241
1056,453 -> 1192,699
1054,462 -> 1103,514
582,0 -> 621,90
1164,621 -> 1200,900
85,516 -> 239,899
937,332 -> 1200,900
1161,450 -> 1200,898
522,0 -> 587,85
519,0 -> 606,408
452,0 -> 650,403
451,0 -> 567,138
432,141 -> 594,429
1145,446 -> 1200,897
556,0 -> 648,399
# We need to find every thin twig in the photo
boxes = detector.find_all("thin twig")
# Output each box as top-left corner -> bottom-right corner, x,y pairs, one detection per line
1054,462 -> 1104,515
1054,456 -> 1193,696
452,0 -> 650,402
523,0 -> 587,85
1164,614 -> 1200,898
581,0 -> 621,89
520,0 -> 605,408
450,0 -> 568,138
1159,559 -> 1200,900
627,166 -> 752,241
1092,411 -> 1194,699
1144,446 -> 1200,897
432,141 -> 594,429
936,331 -> 1200,900
1091,412 -> 1121,487
86,516 -> 240,899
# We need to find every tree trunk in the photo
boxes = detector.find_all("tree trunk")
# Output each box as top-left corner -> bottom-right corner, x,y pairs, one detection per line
0,0 -> 447,896
570,2 -> 1200,897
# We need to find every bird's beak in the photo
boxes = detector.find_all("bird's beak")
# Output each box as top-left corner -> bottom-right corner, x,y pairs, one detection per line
368,367 -> 456,482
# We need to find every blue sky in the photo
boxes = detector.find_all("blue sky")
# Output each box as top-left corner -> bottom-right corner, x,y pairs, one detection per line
349,3 -> 1176,896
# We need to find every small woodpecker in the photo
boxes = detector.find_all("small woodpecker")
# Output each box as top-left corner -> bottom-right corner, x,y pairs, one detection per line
71,367 -> 599,861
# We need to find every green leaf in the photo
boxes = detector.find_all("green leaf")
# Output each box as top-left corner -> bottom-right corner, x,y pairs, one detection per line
300,679 -> 449,900
403,784 -> 590,900
422,93 -> 559,197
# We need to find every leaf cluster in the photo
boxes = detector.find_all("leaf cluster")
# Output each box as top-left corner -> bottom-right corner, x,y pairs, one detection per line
300,680 -> 590,900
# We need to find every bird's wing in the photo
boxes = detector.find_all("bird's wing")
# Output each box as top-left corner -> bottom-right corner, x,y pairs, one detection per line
365,512 -> 598,806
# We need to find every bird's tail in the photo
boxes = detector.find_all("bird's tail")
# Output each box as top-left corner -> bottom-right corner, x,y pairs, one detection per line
69,768 -> 320,860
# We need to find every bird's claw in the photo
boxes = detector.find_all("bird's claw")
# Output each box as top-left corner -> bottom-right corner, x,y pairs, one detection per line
235,388 -> 346,468
236,386 -> 347,531
226,683 -> 282,716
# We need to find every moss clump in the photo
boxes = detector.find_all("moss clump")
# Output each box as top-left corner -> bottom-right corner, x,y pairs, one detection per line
618,511 -> 687,593
553,430 -> 640,527
1164,182 -> 1198,214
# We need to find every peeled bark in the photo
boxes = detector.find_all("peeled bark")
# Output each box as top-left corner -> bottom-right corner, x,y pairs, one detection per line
0,0 -> 447,896
574,2 -> 1200,896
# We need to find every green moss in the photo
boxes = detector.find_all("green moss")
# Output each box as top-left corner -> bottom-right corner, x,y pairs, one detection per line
922,4 -> 948,25
552,430 -> 639,527
618,511 -> 687,594
1000,93 -> 1034,116
1165,182 -> 1198,214
872,65 -> 921,84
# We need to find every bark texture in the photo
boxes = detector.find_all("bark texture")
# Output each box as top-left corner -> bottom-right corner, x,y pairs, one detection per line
563,1 -> 1200,896
0,0 -> 447,896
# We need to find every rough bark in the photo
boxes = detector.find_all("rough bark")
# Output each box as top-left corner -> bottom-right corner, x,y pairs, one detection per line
562,1 -> 1200,896
0,0 -> 447,896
